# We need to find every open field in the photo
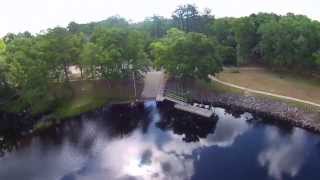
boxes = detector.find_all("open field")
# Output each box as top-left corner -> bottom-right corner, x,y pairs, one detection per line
216,67 -> 320,105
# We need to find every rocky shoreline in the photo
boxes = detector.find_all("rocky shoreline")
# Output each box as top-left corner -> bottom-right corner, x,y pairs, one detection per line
164,78 -> 320,133
208,94 -> 320,133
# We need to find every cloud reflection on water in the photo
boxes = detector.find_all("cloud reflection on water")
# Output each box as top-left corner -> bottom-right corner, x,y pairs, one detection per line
258,127 -> 309,180
68,106 -> 253,180
0,102 -> 316,180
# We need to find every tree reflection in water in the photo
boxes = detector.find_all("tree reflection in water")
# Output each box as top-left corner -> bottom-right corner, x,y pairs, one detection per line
156,101 -> 218,142
0,134 -> 18,157
99,103 -> 147,137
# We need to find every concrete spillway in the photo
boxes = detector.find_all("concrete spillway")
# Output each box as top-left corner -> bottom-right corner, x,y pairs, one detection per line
141,71 -> 214,118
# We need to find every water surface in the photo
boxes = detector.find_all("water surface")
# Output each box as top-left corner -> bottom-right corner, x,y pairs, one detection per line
0,101 -> 319,180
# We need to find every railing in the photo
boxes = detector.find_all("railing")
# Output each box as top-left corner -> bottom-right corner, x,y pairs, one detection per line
165,92 -> 187,103
163,89 -> 191,103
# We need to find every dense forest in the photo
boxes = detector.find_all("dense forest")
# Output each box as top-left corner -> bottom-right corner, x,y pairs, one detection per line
1,4 -> 320,114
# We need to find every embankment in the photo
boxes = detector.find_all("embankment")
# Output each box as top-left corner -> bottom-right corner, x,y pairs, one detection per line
164,78 -> 320,133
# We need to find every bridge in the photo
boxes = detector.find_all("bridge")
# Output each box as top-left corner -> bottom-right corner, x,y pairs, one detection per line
142,71 -> 214,118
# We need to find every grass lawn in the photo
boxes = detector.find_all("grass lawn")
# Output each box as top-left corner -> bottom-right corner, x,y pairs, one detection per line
217,67 -> 320,105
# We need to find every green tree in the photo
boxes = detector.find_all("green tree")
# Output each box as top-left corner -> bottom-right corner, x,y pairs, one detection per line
0,39 -> 10,98
199,8 -> 215,35
210,18 -> 237,65
67,21 -> 81,33
172,4 -> 213,34
70,33 -> 86,79
151,28 -> 222,80
42,27 -> 77,82
258,14 -> 320,70
80,42 -> 103,79
91,28 -> 149,80
233,17 -> 258,65
138,16 -> 173,39
172,4 -> 200,32
313,51 -> 320,71
97,16 -> 130,29
5,36 -> 54,112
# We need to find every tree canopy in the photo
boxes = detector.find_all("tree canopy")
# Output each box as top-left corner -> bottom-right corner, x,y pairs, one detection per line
207,12 -> 320,73
1,26 -> 149,112
0,39 -> 9,97
151,28 -> 222,80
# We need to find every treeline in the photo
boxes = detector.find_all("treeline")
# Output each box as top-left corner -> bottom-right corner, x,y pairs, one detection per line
1,4 -> 320,113
211,13 -> 320,71
0,26 -> 150,112
138,8 -> 320,72
138,6 -> 320,72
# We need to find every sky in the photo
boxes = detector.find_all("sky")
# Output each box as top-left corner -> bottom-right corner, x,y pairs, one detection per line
0,0 -> 319,37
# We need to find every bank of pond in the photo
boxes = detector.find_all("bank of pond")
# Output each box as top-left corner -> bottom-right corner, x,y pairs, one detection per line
0,101 -> 320,180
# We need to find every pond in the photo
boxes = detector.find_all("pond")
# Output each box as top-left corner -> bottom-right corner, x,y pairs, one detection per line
0,101 -> 319,180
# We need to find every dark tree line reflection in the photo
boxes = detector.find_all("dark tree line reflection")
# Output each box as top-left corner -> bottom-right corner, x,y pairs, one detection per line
0,101 -> 218,156
156,101 -> 218,142
97,103 -> 152,136
0,134 -> 18,157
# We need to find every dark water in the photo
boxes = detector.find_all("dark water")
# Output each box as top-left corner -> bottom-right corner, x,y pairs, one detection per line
0,101 -> 320,180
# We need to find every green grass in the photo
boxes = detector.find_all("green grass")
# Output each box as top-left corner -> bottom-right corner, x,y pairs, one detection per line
54,96 -> 109,119
32,79 -> 140,131
52,80 -> 137,119
2,79 -> 139,132
1,97 -> 56,115
33,96 -> 110,132
208,80 -> 245,95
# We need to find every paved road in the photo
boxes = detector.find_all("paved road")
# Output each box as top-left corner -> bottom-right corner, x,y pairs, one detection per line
209,75 -> 320,108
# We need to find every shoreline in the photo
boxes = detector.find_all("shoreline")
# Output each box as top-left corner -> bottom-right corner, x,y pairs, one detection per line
1,79 -> 320,138
1,95 -> 320,143
164,78 -> 320,134
206,94 -> 320,133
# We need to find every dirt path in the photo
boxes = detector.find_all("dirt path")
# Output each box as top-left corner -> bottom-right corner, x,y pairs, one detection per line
141,71 -> 165,99
209,75 -> 320,108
